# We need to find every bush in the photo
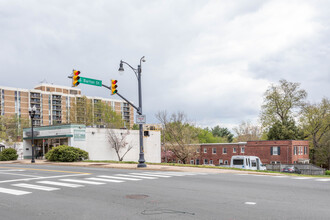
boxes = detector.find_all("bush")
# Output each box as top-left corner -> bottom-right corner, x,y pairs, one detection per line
326,170 -> 330,175
45,145 -> 89,162
0,148 -> 18,161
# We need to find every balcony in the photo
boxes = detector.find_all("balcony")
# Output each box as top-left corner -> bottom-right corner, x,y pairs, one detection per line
52,95 -> 62,100
30,93 -> 40,98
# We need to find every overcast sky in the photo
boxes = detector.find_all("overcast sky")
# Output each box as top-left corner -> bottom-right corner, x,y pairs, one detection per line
1,0 -> 329,130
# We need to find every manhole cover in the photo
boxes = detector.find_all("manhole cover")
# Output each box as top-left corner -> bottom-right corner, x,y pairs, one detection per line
126,194 -> 149,199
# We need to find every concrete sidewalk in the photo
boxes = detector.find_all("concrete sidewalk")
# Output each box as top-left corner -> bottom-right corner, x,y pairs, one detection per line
0,159 -> 281,175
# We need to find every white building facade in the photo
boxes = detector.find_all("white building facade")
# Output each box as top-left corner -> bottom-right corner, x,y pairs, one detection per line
23,124 -> 161,163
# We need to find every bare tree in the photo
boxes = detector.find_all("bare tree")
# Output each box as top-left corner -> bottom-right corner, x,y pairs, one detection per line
233,120 -> 263,142
156,111 -> 198,164
106,129 -> 133,161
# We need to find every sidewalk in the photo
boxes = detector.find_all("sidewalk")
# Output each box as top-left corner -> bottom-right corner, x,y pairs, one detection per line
0,159 -> 282,175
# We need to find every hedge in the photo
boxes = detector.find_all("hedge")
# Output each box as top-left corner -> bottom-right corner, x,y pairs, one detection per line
0,148 -> 18,161
326,170 -> 330,175
45,145 -> 88,162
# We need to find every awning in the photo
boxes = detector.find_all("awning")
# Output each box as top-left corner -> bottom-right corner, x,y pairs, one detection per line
23,134 -> 73,140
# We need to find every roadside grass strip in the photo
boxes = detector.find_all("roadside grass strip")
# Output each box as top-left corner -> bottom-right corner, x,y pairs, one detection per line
37,181 -> 83,188
86,177 -> 124,183
59,179 -> 106,185
115,174 -> 158,179
98,175 -> 142,181
12,183 -> 59,191
0,187 -> 31,195
129,173 -> 172,178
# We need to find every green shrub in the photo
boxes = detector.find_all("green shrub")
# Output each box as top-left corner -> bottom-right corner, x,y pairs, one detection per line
45,145 -> 89,162
326,170 -> 330,175
0,148 -> 18,161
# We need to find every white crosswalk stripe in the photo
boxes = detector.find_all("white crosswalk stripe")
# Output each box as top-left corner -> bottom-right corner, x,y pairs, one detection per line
115,174 -> 158,179
129,173 -> 171,178
37,181 -> 83,188
86,177 -> 124,183
0,187 -> 31,195
12,183 -> 60,191
59,179 -> 106,185
98,175 -> 142,181
292,177 -> 314,180
144,172 -> 188,176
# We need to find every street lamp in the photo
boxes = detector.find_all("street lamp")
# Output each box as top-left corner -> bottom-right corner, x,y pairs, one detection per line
28,105 -> 37,163
118,56 -> 146,168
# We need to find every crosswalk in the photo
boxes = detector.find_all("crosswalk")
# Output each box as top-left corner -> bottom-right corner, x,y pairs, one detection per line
0,171 -> 204,196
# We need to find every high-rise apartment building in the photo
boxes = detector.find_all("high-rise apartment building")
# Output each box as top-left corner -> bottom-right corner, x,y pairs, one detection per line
0,84 -> 134,128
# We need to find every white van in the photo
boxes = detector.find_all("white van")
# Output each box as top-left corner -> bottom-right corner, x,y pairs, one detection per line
230,156 -> 266,170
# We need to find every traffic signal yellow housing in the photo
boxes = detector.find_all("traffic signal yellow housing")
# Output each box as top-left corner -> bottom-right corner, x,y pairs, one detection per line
111,79 -> 118,95
72,70 -> 80,87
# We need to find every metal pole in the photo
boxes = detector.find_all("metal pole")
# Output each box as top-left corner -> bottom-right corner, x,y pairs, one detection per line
137,65 -> 146,168
31,116 -> 35,163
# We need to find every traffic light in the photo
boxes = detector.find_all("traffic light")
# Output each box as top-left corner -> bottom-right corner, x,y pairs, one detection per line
111,79 -> 118,95
72,70 -> 80,87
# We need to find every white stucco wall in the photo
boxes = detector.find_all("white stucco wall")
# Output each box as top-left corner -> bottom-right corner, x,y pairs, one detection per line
83,128 -> 161,163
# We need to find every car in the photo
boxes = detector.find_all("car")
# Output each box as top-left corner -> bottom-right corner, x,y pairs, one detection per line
281,166 -> 301,174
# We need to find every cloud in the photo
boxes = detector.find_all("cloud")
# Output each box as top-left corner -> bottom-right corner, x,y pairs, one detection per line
0,0 -> 329,130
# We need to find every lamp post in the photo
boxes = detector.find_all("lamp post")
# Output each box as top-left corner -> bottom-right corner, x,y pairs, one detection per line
28,105 -> 36,163
118,56 -> 147,168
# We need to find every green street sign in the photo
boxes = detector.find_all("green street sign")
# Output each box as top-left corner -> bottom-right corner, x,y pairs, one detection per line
79,77 -> 102,87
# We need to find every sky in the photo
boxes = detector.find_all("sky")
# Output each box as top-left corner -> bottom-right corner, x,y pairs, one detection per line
0,0 -> 329,131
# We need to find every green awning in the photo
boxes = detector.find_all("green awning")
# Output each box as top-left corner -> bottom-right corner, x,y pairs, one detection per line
23,134 -> 73,140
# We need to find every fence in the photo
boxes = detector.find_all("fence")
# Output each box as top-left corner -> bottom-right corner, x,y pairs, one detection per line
266,164 -> 325,175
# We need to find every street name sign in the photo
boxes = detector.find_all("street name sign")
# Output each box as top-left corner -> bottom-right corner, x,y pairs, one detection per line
79,77 -> 102,87
136,115 -> 146,124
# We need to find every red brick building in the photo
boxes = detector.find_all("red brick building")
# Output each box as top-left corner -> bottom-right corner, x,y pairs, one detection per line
189,140 -> 309,165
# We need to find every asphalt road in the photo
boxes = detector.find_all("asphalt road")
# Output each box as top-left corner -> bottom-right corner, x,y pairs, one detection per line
0,164 -> 329,220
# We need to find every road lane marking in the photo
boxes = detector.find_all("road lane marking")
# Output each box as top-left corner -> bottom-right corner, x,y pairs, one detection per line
0,169 -> 26,172
0,167 -> 91,174
36,181 -> 84,188
244,202 -> 256,205
12,183 -> 60,191
292,177 -> 314,180
315,179 -> 330,182
115,174 -> 158,179
86,177 -> 124,183
271,176 -> 289,178
0,187 -> 31,195
144,172 -> 188,176
0,172 -> 41,178
129,173 -> 171,178
59,179 -> 105,185
98,175 -> 142,181
0,173 -> 90,184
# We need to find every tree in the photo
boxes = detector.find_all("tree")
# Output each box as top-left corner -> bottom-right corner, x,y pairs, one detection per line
211,126 -> 233,142
300,98 -> 330,164
94,101 -> 124,129
197,128 -> 227,143
106,129 -> 133,161
267,117 -> 304,140
156,111 -> 198,164
315,130 -> 330,169
233,121 -> 263,142
260,79 -> 307,128
0,115 -> 29,145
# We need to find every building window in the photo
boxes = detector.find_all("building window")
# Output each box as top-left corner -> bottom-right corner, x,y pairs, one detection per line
271,146 -> 280,155
196,148 -> 200,153
304,146 -> 307,155
241,147 -> 245,153
212,148 -> 216,154
190,160 -> 194,165
223,148 -> 227,154
204,148 -> 207,153
210,160 -> 213,164
204,159 -> 208,164
294,146 -> 297,155
219,159 -> 223,165
224,160 -> 228,165
233,147 -> 236,153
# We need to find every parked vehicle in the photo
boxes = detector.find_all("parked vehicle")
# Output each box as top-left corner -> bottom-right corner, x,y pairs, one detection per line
230,156 -> 267,171
281,166 -> 301,174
